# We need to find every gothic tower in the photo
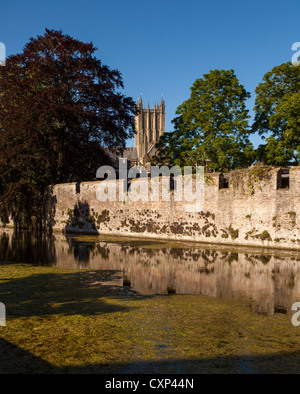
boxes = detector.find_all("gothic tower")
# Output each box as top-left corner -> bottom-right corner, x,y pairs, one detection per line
135,97 -> 165,164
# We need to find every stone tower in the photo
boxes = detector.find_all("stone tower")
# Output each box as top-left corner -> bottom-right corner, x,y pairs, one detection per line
135,97 -> 165,164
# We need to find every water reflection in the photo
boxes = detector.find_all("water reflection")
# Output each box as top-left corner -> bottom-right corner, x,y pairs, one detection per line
0,230 -> 56,265
1,228 -> 300,316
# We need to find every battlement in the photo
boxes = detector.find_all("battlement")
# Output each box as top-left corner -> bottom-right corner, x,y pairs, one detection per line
211,166 -> 294,192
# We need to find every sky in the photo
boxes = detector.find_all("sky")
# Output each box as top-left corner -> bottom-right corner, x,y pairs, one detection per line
0,0 -> 299,148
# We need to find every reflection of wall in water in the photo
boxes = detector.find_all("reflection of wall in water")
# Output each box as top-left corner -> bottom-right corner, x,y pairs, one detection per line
1,228 -> 299,316
52,234 -> 300,316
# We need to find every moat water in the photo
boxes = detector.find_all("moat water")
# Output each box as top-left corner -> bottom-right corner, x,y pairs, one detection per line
1,227 -> 300,316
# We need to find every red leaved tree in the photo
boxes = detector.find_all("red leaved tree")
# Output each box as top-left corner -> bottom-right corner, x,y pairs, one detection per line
0,29 -> 136,229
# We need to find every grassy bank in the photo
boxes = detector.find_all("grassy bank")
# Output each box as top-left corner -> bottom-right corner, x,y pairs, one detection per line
0,261 -> 299,374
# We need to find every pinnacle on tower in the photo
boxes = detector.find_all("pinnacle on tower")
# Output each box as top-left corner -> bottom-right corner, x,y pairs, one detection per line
135,98 -> 165,164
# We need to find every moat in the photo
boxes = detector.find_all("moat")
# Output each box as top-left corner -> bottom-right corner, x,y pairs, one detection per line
1,227 -> 300,317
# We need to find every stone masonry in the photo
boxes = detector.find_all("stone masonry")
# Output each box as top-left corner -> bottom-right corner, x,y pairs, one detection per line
135,97 -> 165,165
50,166 -> 300,250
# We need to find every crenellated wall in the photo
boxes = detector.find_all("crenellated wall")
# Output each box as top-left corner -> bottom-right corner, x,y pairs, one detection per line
48,166 -> 300,250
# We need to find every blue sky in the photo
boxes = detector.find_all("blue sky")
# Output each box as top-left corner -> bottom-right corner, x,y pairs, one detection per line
0,0 -> 299,148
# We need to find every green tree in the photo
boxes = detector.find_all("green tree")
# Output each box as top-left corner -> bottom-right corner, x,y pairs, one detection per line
252,62 -> 300,165
0,29 -> 136,229
154,69 -> 253,172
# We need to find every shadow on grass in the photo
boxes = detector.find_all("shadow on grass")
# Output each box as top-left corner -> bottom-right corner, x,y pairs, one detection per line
0,337 -> 300,374
1,262 -> 300,374
0,263 -> 136,317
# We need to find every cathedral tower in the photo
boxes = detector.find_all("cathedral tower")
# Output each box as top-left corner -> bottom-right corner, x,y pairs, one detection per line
135,97 -> 165,164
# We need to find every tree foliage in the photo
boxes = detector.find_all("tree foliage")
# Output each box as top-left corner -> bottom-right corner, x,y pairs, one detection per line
153,69 -> 253,172
0,29 -> 136,229
252,62 -> 300,165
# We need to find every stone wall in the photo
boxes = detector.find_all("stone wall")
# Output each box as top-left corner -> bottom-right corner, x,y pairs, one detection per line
49,166 -> 300,250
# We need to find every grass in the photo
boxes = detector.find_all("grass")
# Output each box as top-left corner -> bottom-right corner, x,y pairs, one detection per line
0,261 -> 300,374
